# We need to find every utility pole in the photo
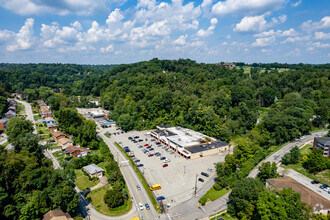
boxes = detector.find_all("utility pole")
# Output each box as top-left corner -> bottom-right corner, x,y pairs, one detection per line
194,174 -> 198,195
184,165 -> 186,175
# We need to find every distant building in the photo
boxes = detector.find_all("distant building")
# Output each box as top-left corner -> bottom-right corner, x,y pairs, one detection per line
220,62 -> 236,68
43,209 -> 73,220
42,110 -> 52,118
313,137 -> 330,158
4,110 -> 16,118
65,145 -> 89,157
45,117 -> 56,124
266,177 -> 330,215
47,123 -> 58,131
151,126 -> 229,159
89,110 -> 105,118
83,164 -> 104,178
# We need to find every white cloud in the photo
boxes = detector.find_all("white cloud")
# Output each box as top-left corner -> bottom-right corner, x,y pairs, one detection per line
314,32 -> 330,40
234,14 -> 268,32
100,44 -> 114,53
7,18 -> 35,51
280,35 -> 310,44
196,18 -> 218,37
0,30 -> 15,42
254,28 -> 298,37
173,35 -> 187,46
212,0 -> 285,16
278,15 -> 287,23
311,42 -> 330,48
292,0 -> 302,7
301,16 -> 330,32
252,36 -> 276,47
261,49 -> 271,53
0,0 -> 109,16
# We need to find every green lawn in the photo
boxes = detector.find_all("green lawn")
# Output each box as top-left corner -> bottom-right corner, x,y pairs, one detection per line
210,212 -> 237,220
199,187 -> 230,205
74,169 -> 99,190
34,115 -> 42,121
104,133 -> 110,138
17,103 -> 25,115
114,142 -> 161,213
36,124 -> 52,135
86,184 -> 132,216
52,151 -> 65,162
300,144 -> 313,155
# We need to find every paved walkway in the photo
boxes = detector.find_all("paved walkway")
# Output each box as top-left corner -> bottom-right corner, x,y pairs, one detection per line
90,176 -> 108,191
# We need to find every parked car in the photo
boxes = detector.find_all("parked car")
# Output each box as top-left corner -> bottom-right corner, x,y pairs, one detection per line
320,184 -> 329,189
138,145 -> 143,148
137,185 -> 141,190
139,202 -> 144,210
160,156 -> 166,160
134,159 -> 140,163
207,168 -> 213,172
146,146 -> 151,149
145,203 -> 150,210
148,153 -> 154,157
201,172 -> 209,177
155,152 -> 161,156
156,142 -> 161,145
163,163 -> 168,168
149,148 -> 154,151
144,144 -> 149,147
198,178 -> 204,182
137,164 -> 144,167
311,180 -> 320,184
164,159 -> 170,163
138,139 -> 143,142
143,149 -> 148,153
133,140 -> 138,143
134,136 -> 139,139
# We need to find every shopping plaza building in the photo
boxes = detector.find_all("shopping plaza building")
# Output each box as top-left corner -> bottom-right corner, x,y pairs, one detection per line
151,125 -> 229,159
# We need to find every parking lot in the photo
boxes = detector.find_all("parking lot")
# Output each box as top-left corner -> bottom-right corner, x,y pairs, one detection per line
108,127 -> 230,207
77,108 -> 231,207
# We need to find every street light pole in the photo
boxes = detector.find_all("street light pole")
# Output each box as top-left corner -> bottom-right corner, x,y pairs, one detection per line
194,174 -> 198,195
184,165 -> 186,174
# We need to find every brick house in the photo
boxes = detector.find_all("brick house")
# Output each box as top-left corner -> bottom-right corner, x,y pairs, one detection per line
65,145 -> 89,157
0,118 -> 10,130
313,137 -> 330,158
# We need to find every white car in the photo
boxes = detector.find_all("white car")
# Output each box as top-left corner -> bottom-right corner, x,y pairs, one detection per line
163,159 -> 170,163
139,202 -> 144,210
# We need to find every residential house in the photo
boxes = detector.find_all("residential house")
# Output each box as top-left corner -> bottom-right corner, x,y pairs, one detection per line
266,177 -> 330,215
57,137 -> 73,149
65,145 -> 89,157
4,110 -> 16,118
42,110 -> 52,118
52,131 -> 67,142
45,117 -> 56,124
43,209 -> 73,220
313,137 -> 330,158
47,123 -> 58,131
40,106 -> 50,114
0,118 -> 10,130
83,164 -> 104,178
8,106 -> 16,112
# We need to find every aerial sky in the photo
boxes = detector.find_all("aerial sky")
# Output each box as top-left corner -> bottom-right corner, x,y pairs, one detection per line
0,0 -> 329,64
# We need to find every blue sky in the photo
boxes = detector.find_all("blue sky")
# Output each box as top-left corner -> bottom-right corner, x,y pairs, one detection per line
0,0 -> 329,64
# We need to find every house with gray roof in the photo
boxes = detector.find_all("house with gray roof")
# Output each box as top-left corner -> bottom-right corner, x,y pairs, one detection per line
83,164 -> 104,178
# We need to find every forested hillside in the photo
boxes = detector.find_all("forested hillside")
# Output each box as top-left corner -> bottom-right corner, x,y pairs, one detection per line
1,59 -> 329,147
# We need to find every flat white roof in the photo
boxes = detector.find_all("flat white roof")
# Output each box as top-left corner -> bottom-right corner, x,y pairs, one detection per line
166,126 -> 216,148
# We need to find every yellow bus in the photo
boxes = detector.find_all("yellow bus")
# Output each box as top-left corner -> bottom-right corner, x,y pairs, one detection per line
150,184 -> 161,191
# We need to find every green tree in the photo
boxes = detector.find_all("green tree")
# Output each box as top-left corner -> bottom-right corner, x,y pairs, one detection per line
257,162 -> 278,182
6,117 -> 34,143
228,178 -> 264,219
104,186 -> 125,208
303,149 -> 328,174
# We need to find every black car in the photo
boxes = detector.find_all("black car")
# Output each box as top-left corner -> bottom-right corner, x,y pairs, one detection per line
132,140 -> 138,143
311,180 -> 320,184
201,172 -> 209,177
198,178 -> 204,182
156,142 -> 161,145
138,139 -> 143,142
320,184 -> 328,189
160,156 -> 166,160
145,203 -> 150,210
134,136 -> 139,139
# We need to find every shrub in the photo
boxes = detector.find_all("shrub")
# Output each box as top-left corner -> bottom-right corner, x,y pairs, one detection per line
213,182 -> 222,191
199,197 -> 207,206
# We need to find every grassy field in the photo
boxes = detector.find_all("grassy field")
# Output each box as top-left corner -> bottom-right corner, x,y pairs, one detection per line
17,103 -> 26,115
87,184 -> 132,216
74,169 -> 99,190
34,115 -> 43,121
300,144 -> 313,155
199,187 -> 230,205
36,124 -> 52,135
104,133 -> 110,138
114,142 -> 161,213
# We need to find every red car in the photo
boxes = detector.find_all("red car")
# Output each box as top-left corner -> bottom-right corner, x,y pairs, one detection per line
148,153 -> 154,157
163,164 -> 168,167
144,144 -> 149,147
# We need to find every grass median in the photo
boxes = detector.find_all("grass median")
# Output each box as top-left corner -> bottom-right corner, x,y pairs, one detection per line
114,142 -> 161,213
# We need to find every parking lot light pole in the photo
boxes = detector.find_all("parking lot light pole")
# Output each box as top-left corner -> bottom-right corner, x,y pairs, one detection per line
194,174 -> 198,195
